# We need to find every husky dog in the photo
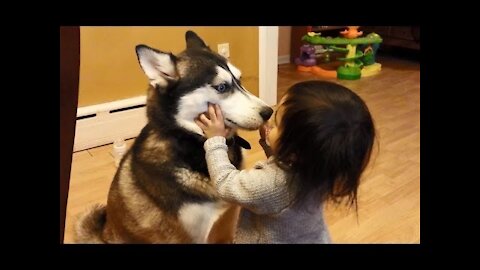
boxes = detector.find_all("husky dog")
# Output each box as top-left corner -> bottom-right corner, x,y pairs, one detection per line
74,31 -> 273,243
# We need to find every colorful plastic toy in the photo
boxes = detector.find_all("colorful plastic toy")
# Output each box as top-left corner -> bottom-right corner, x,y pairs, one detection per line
294,44 -> 317,67
296,26 -> 383,80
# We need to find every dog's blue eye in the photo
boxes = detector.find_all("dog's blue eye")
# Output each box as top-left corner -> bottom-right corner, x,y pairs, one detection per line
215,83 -> 229,93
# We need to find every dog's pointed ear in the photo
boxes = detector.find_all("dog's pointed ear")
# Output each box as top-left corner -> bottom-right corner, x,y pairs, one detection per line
135,44 -> 178,87
185,30 -> 207,49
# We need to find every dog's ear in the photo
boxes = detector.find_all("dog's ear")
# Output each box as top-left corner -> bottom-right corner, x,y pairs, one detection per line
185,30 -> 207,49
135,45 -> 178,87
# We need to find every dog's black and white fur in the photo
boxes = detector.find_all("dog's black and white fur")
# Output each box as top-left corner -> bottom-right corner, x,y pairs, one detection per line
74,31 -> 273,243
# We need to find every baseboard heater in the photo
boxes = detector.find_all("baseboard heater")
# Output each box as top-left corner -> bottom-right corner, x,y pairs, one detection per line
73,96 -> 147,152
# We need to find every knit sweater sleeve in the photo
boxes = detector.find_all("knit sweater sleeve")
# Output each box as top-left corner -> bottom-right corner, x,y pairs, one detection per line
204,136 -> 290,215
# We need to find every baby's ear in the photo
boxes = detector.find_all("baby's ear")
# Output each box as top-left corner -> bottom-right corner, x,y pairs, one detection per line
135,45 -> 178,87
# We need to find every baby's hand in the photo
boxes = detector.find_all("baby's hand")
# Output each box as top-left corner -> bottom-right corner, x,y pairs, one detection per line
259,123 -> 270,141
195,103 -> 231,139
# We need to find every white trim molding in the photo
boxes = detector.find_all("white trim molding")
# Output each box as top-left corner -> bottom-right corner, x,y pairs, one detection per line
278,55 -> 290,65
259,26 -> 279,106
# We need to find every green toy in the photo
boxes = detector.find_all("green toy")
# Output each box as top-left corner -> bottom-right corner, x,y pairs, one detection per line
300,27 -> 383,80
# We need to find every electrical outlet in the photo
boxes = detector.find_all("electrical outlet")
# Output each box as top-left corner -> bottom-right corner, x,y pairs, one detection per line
217,43 -> 230,58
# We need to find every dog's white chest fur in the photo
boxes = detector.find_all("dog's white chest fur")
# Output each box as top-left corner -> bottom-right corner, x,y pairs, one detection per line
179,202 -> 230,243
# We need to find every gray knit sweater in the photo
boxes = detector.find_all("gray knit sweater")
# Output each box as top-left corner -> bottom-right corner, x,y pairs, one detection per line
204,136 -> 331,244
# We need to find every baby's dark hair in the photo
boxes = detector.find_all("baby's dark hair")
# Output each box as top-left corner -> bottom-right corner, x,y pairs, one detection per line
275,80 -> 375,208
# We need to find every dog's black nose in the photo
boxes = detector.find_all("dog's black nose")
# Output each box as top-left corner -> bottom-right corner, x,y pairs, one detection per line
260,107 -> 274,121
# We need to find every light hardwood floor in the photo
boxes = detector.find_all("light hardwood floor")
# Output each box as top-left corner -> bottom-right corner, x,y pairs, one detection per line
64,55 -> 420,243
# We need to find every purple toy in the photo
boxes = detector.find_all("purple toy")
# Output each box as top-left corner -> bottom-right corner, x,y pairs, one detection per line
294,44 -> 317,66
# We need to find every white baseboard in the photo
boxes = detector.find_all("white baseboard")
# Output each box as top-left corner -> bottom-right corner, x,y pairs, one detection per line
278,55 -> 290,65
73,96 -> 147,152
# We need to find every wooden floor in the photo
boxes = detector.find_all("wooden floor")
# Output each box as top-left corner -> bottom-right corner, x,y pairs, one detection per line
64,55 -> 420,243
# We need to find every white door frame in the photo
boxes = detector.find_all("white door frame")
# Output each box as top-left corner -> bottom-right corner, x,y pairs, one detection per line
258,26 -> 278,106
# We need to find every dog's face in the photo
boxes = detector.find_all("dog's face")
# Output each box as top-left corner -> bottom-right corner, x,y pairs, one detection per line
135,31 -> 273,136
